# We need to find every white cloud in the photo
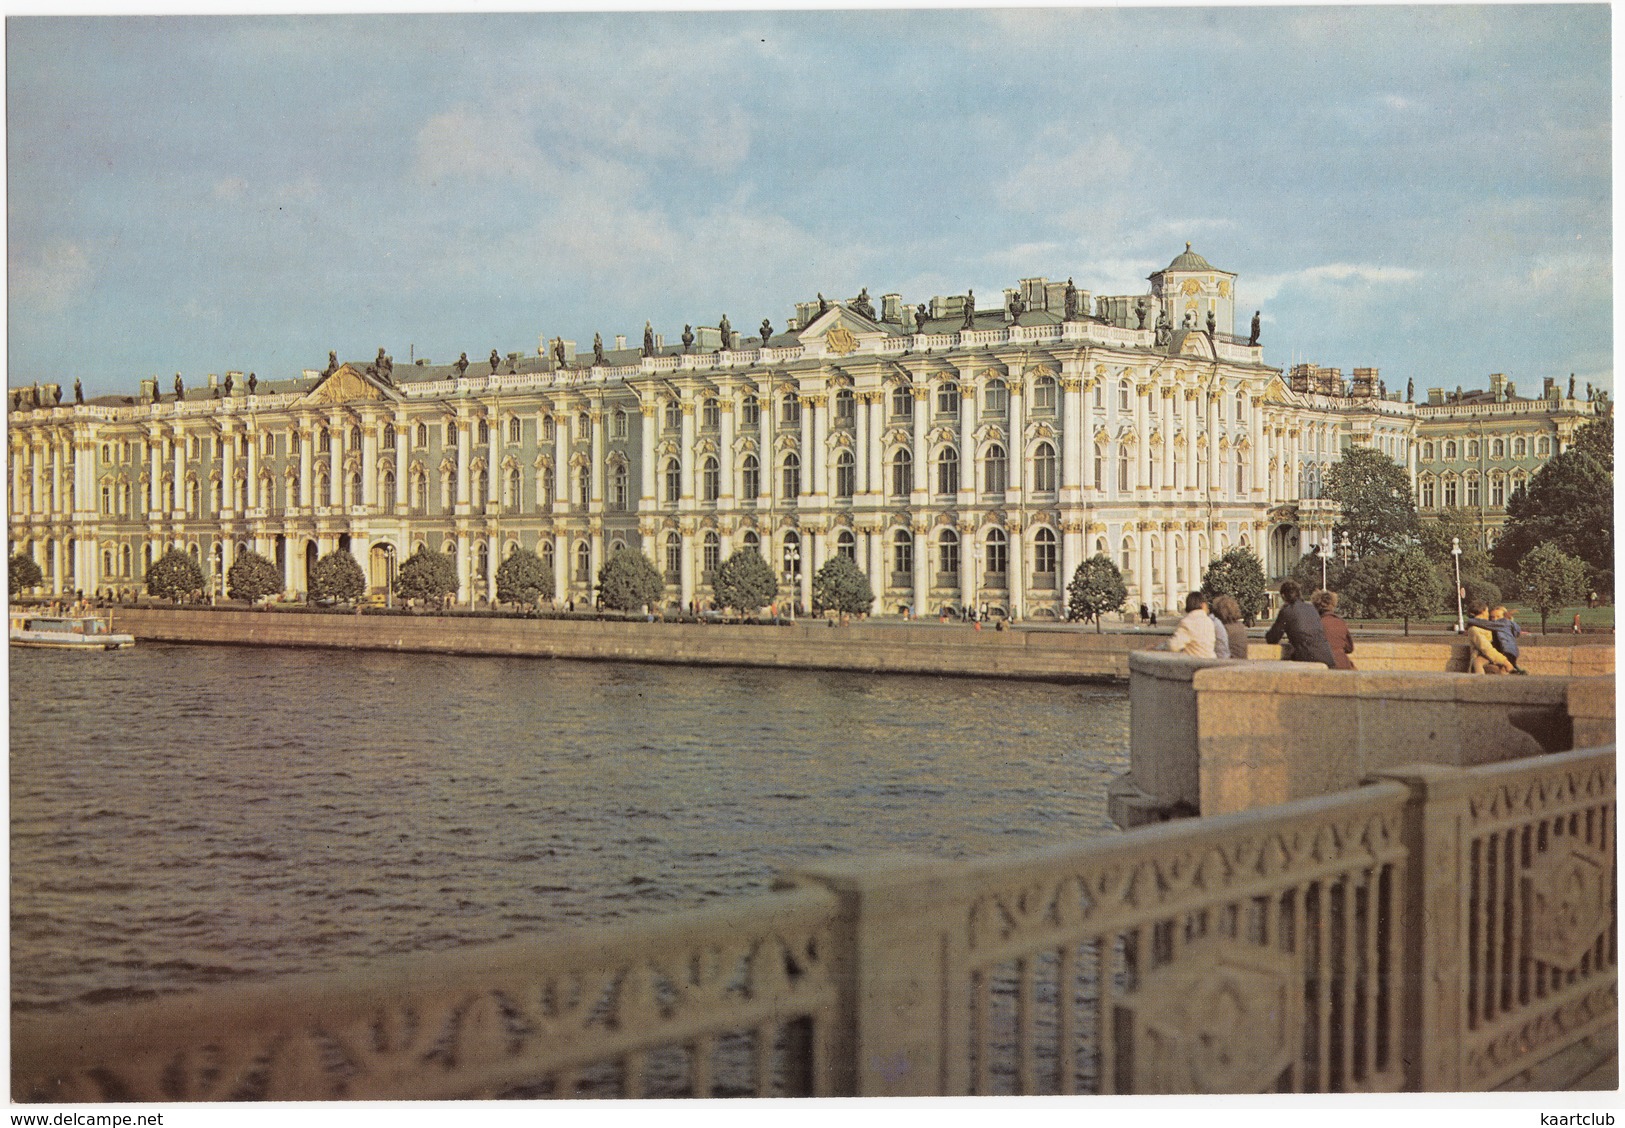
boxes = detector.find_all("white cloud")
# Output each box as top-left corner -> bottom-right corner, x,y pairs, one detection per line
1248,262 -> 1423,303
11,239 -> 94,315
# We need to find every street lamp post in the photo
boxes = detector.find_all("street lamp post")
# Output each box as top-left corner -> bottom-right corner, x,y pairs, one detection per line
1320,539 -> 1328,591
784,540 -> 800,619
1452,536 -> 1464,632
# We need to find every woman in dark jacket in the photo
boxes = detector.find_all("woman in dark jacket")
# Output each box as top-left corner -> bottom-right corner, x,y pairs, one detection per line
1311,589 -> 1355,669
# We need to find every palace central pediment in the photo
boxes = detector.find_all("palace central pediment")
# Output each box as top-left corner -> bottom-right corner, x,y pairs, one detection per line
299,363 -> 399,406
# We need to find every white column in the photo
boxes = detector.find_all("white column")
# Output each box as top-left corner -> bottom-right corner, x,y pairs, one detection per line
554,531 -> 568,599
960,526 -> 976,611
1138,533 -> 1153,611
455,419 -> 471,509
1134,384 -> 1150,492
854,392 -> 870,496
867,392 -> 885,501
1007,382 -> 1025,507
810,396 -> 827,499
1062,523 -> 1082,591
679,529 -> 694,610
1250,399 -> 1265,496
1009,525 -> 1024,619
553,411 -> 569,515
640,405 -> 657,506
394,420 -> 409,510
910,388 -> 928,505
912,524 -> 927,617
1183,390 -> 1198,494
719,398 -> 736,506
759,389 -> 774,504
1063,376 -> 1083,495
298,425 -> 313,510
957,376 -> 977,509
455,530 -> 469,604
589,409 -> 604,510
679,400 -> 696,508
799,396 -> 814,502
333,419 -> 348,510
1206,393 -> 1220,496
1162,531 -> 1177,612
487,533 -> 499,600
172,433 -> 185,516
362,423 -> 378,508
1159,388 -> 1174,490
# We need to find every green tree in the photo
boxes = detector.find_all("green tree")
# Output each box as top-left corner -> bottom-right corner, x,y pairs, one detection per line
145,547 -> 205,602
393,546 -> 458,606
1492,447 -> 1612,578
1291,548 -> 1349,603
712,549 -> 778,616
596,547 -> 664,612
1066,554 -> 1127,632
1417,507 -> 1490,576
8,552 -> 42,596
1571,413 -> 1612,473
309,549 -> 366,604
1200,546 -> 1269,623
226,549 -> 282,603
1518,543 -> 1588,634
1324,445 -> 1419,557
495,547 -> 554,609
811,553 -> 874,617
1342,547 -> 1442,634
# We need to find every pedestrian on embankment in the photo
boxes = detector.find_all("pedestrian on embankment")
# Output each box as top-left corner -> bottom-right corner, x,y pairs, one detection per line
1165,591 -> 1217,658
1264,580 -> 1335,667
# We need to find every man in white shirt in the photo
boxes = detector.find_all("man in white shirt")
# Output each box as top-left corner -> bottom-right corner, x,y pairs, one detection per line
1167,591 -> 1217,658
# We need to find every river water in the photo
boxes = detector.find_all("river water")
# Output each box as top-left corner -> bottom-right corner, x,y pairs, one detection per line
10,642 -> 1128,1013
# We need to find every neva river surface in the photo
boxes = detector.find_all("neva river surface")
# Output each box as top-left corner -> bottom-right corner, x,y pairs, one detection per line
11,642 -> 1128,1012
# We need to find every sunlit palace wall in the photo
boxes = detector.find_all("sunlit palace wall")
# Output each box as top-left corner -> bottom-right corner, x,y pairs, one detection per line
6,248 -> 1604,617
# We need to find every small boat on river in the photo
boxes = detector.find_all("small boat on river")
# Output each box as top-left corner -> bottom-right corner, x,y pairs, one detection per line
9,610 -> 135,650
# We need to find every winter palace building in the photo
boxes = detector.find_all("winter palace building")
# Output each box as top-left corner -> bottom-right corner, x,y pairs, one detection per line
6,246 -> 1607,618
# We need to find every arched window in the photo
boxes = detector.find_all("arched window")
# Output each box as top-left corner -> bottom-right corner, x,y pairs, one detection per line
937,447 -> 959,496
1513,437 -> 1527,458
1121,446 -> 1133,493
937,383 -> 960,415
476,420 -> 488,446
1032,441 -> 1057,492
1536,436 -> 1552,457
1235,449 -> 1246,495
665,458 -> 681,505
413,470 -> 427,513
1444,440 -> 1457,460
742,529 -> 760,555
984,444 -> 1007,493
507,468 -> 522,508
702,398 -> 720,430
573,465 -> 587,507
741,453 -> 760,499
983,378 -> 1008,415
1466,474 -> 1480,508
665,400 -> 683,431
702,456 -> 720,502
1466,439 -> 1479,460
122,544 -> 132,576
540,465 -> 555,508
543,416 -> 556,442
938,528 -> 960,579
382,427 -> 396,451
1119,381 -> 1131,413
836,529 -> 856,561
1235,392 -> 1247,421
782,452 -> 801,497
572,541 -> 590,583
1491,438 -> 1505,460
351,473 -> 363,507
835,450 -> 855,498
446,422 -> 459,448
665,532 -> 682,579
892,527 -> 913,578
1031,375 -> 1057,413
891,448 -> 912,497
508,417 -> 521,443
781,393 -> 801,427
1093,443 -> 1104,488
1442,475 -> 1458,508
985,528 -> 1008,581
540,539 -> 554,574
891,383 -> 914,419
1033,527 -> 1058,585
441,466 -> 456,510
741,394 -> 760,426
382,470 -> 396,513
612,410 -> 628,440
319,429 -> 331,454
703,531 -> 720,576
834,389 -> 855,423
610,464 -> 627,510
1490,472 -> 1505,507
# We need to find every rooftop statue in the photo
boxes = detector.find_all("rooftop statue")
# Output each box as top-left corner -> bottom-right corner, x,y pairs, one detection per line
916,303 -> 928,332
1206,309 -> 1216,335
74,379 -> 83,405
1406,377 -> 1414,403
1008,292 -> 1025,319
643,321 -> 654,358
454,352 -> 469,378
223,372 -> 234,396
53,385 -> 62,405
1249,311 -> 1261,346
1136,297 -> 1148,330
817,293 -> 828,316
681,325 -> 694,352
962,289 -> 976,330
851,288 -> 875,320
174,373 -> 185,400
490,349 -> 501,374
247,372 -> 258,395
760,318 -> 773,346
1063,278 -> 1077,321
1569,374 -> 1577,398
593,333 -> 605,365
718,315 -> 731,349
323,351 -> 338,377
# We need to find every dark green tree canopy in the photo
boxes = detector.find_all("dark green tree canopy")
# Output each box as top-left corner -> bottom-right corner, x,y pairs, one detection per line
1201,546 -> 1269,621
1417,508 -> 1490,575
1291,547 -> 1349,599
1341,546 -> 1442,633
309,549 -> 367,603
8,553 -> 43,596
226,549 -> 282,603
1571,414 -> 1612,473
1067,554 -> 1127,632
1492,447 -> 1612,577
811,553 -> 874,616
145,547 -> 205,602
1325,445 -> 1419,557
712,549 -> 778,615
1518,543 -> 1589,633
393,546 -> 458,605
596,547 -> 664,612
495,547 -> 553,608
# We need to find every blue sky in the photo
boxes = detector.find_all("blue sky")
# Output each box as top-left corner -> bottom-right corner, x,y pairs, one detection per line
7,6 -> 1612,399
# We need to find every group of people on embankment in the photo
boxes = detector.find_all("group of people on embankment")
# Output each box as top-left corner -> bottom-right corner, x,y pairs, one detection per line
1165,578 -> 1534,673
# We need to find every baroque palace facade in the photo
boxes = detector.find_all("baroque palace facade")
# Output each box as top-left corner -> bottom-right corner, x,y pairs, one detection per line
6,247 -> 1606,618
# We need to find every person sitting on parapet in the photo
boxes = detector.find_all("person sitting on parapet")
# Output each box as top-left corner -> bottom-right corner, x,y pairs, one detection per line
1264,580 -> 1336,667
1465,600 -> 1516,674
1311,589 -> 1356,669
1165,591 -> 1217,658
1467,604 -> 1525,673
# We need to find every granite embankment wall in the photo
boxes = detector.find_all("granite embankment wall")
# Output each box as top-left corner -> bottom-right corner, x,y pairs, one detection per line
107,608 -> 1615,683
110,608 -> 1168,682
